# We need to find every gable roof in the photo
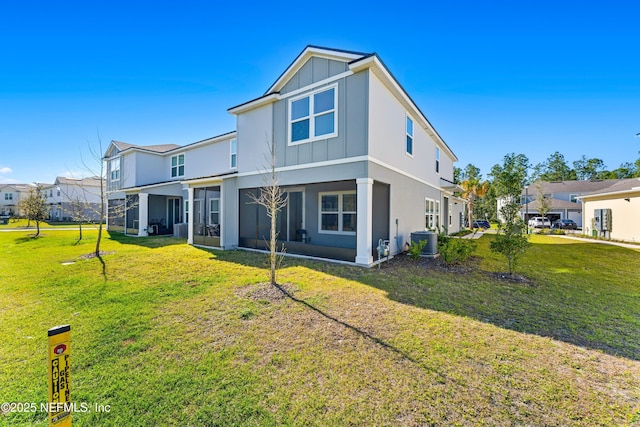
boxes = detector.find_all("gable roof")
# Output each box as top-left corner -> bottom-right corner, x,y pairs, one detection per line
524,199 -> 582,211
54,176 -> 103,187
524,179 -> 627,195
580,178 -> 640,199
105,132 -> 236,159
266,45 -> 369,94
229,45 -> 458,162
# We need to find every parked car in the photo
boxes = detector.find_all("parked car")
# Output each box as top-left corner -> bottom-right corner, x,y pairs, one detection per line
472,220 -> 491,229
528,217 -> 551,228
552,219 -> 577,230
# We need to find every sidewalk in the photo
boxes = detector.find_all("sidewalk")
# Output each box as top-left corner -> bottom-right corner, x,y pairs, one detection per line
555,235 -> 640,250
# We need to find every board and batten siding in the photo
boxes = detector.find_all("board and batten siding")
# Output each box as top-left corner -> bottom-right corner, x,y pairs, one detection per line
279,57 -> 350,95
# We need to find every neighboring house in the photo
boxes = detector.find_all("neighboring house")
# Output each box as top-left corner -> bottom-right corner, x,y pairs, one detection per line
0,183 -> 32,216
580,178 -> 640,242
42,176 -> 104,222
517,179 -> 629,227
104,46 -> 465,266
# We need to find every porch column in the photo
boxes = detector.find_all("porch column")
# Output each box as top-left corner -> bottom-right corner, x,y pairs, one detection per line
187,187 -> 194,244
138,193 -> 149,236
219,182 -> 225,248
355,178 -> 374,266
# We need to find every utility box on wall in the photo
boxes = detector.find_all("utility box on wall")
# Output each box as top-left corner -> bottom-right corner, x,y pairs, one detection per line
594,208 -> 612,232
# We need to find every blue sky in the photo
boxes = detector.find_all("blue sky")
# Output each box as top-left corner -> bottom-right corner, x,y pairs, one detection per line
1,1 -> 639,184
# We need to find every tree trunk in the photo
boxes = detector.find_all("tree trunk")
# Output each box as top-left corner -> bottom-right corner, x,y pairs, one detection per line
95,222 -> 103,257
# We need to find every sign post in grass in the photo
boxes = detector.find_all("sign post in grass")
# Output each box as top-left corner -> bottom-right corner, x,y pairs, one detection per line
48,325 -> 71,427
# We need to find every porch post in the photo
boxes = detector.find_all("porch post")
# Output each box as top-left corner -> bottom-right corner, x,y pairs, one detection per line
355,178 -> 374,266
187,187 -> 194,245
138,193 -> 149,236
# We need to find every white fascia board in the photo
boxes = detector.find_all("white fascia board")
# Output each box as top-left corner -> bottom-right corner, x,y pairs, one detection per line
579,187 -> 640,200
122,181 -> 182,193
181,175 -> 234,187
267,47 -> 364,94
228,93 -> 279,115
166,132 -> 237,154
352,56 -> 458,163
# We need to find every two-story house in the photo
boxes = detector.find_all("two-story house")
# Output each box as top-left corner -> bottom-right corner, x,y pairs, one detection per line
104,46 -> 465,266
0,183 -> 32,216
42,176 -> 104,222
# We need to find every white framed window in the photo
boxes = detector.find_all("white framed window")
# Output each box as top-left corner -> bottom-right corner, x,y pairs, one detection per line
319,191 -> 356,235
209,198 -> 219,225
171,154 -> 185,178
4,193 -> 12,200
289,84 -> 338,145
406,115 -> 414,156
184,200 -> 189,223
425,198 -> 440,230
230,139 -> 237,169
110,158 -> 120,182
435,147 -> 440,174
570,194 -> 578,203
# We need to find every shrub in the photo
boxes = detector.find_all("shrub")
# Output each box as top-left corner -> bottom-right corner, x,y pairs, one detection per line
408,240 -> 427,260
439,238 -> 477,265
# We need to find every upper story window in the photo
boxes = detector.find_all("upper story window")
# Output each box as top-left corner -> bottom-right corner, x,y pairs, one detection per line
171,154 -> 185,178
406,116 -> 414,156
289,85 -> 337,145
110,158 -> 120,182
230,139 -> 237,169
435,147 -> 440,173
4,193 -> 12,200
56,188 -> 61,196
570,194 -> 578,203
319,191 -> 356,235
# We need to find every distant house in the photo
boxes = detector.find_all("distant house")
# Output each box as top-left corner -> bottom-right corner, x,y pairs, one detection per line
103,46 -> 466,266
518,179 -> 630,227
0,183 -> 32,216
42,176 -> 104,222
580,178 -> 640,242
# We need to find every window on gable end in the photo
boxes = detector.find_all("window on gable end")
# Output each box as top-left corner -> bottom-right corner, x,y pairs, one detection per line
435,147 -> 440,173
289,85 -> 337,145
406,116 -> 414,156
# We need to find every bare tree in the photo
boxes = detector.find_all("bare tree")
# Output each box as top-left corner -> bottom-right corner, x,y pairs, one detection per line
76,133 -> 109,257
248,138 -> 288,286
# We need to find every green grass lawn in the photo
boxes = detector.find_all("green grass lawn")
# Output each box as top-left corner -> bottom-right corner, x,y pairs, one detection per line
1,230 -> 639,426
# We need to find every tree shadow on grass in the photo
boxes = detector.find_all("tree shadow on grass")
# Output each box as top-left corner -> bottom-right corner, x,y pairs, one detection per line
352,242 -> 640,361
107,232 -> 186,249
203,242 -> 640,362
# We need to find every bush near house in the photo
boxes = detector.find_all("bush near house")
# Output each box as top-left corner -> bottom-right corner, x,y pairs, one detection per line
0,230 -> 639,426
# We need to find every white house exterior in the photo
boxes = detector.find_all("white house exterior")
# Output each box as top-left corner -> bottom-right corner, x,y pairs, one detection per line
42,176 -> 104,222
0,184 -> 31,216
104,46 -> 465,266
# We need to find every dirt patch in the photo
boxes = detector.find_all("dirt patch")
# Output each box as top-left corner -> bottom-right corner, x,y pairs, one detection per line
488,272 -> 533,285
236,282 -> 298,302
78,251 -> 115,260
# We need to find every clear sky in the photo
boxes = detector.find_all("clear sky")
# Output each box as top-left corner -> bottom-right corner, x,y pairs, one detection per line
1,1 -> 639,184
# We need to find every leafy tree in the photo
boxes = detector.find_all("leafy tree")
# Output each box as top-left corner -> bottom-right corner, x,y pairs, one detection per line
534,181 -> 552,222
19,184 -> 48,237
489,153 -> 530,274
573,156 -> 608,180
461,179 -> 489,228
531,151 -> 576,182
453,166 -> 462,184
460,163 -> 482,182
